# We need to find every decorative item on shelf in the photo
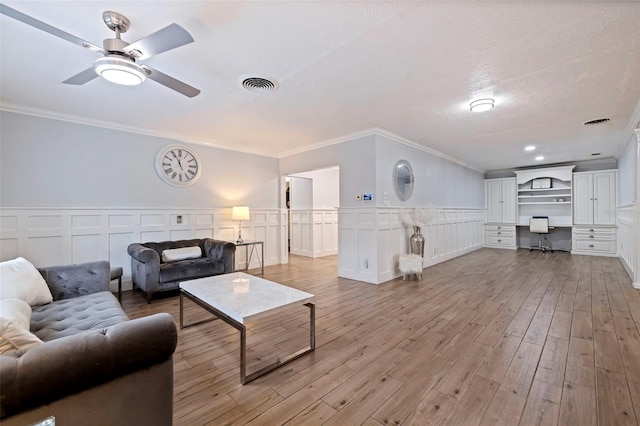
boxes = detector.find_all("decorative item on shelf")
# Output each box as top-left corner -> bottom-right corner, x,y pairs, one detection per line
400,206 -> 437,258
558,198 -> 565,202
531,178 -> 551,189
232,206 -> 250,244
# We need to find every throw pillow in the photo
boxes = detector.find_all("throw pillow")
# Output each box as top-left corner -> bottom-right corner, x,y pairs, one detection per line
0,317 -> 43,353
0,257 -> 53,306
161,246 -> 203,263
0,299 -> 32,330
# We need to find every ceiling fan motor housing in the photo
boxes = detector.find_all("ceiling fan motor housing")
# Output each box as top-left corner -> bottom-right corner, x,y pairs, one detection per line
103,37 -> 129,53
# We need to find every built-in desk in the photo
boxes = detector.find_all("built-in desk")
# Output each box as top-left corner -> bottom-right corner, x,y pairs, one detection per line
516,224 -> 573,252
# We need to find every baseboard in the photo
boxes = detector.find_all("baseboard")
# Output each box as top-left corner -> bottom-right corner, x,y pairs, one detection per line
619,255 -> 635,282
634,281 -> 640,290
571,250 -> 618,258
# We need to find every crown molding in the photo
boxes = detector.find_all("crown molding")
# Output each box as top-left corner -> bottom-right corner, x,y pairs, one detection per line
278,126 -> 482,173
0,102 -> 276,158
2,103 -> 480,172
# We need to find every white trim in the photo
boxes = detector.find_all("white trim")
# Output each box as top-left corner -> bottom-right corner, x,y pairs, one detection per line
0,102 -> 271,158
278,127 -> 483,173
3,103 -> 480,171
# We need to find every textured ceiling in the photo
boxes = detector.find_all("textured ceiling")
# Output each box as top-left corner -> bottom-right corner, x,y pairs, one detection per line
2,1 -> 640,171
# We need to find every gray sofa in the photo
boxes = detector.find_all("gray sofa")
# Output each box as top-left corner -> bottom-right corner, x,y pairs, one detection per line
0,261 -> 177,426
128,238 -> 236,302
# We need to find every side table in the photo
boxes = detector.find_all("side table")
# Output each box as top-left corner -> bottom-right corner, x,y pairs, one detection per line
110,266 -> 123,302
235,241 -> 264,275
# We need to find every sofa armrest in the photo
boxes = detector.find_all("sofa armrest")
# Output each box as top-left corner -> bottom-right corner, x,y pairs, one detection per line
203,239 -> 236,273
38,261 -> 110,301
127,243 -> 160,264
0,313 -> 177,419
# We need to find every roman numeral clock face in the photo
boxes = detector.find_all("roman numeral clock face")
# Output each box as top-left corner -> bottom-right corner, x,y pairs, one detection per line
154,145 -> 202,187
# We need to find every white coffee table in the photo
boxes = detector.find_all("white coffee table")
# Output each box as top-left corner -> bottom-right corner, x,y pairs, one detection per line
179,272 -> 315,384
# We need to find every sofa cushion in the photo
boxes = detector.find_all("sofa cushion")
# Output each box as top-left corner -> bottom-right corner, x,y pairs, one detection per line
161,246 -> 202,263
0,257 -> 53,307
0,299 -> 32,330
159,258 -> 225,283
0,317 -> 43,353
31,292 -> 129,342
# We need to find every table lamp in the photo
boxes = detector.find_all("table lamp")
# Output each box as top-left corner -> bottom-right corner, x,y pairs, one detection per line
232,206 -> 250,244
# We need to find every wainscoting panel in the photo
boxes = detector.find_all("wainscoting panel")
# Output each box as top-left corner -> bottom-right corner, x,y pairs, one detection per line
289,209 -> 338,258
618,204 -> 637,287
0,208 -> 284,293
339,207 -> 486,284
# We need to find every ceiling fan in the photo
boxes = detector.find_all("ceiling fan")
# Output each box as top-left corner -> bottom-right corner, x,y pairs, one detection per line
0,3 -> 200,97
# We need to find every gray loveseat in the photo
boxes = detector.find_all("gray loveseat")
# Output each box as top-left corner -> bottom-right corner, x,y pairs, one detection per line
128,238 -> 236,303
0,261 -> 177,426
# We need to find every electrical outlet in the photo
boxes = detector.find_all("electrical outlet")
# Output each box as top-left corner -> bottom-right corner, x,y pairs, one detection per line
383,192 -> 388,200
364,259 -> 368,269
177,215 -> 183,224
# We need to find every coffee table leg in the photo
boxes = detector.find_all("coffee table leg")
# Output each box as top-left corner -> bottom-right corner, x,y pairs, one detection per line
241,302 -> 315,384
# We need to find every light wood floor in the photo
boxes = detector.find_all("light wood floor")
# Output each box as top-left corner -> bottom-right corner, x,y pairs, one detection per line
122,248 -> 640,426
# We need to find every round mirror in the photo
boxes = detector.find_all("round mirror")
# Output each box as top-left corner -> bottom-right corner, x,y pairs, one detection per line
393,160 -> 414,202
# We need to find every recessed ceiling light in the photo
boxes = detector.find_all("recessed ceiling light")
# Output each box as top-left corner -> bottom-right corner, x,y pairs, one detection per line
535,155 -> 545,161
470,98 -> 495,113
524,145 -> 536,152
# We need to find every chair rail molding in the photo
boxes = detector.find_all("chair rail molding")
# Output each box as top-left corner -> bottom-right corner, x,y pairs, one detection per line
338,207 -> 486,284
0,207 -> 283,293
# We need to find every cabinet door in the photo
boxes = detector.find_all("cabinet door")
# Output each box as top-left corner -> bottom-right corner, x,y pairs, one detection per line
486,180 -> 503,223
502,179 -> 517,224
573,173 -> 593,225
593,172 -> 616,225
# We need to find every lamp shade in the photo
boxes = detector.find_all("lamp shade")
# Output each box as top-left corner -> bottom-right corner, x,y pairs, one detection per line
232,206 -> 250,221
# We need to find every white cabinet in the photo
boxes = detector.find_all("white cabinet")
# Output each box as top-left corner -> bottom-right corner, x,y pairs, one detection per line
573,171 -> 616,225
485,225 -> 516,249
486,178 -> 516,224
572,170 -> 617,257
572,226 -> 617,257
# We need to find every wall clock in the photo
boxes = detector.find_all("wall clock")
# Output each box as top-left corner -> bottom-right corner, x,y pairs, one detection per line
155,144 -> 202,187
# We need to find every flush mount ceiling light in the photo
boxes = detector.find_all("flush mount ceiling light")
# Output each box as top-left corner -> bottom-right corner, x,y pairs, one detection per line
470,98 -> 495,112
535,155 -> 545,161
94,56 -> 146,86
524,145 -> 536,152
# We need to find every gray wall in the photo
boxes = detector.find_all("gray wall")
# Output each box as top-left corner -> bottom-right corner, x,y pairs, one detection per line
618,135 -> 637,206
1,111 -> 280,208
375,135 -> 484,208
279,135 -> 376,208
280,134 -> 484,209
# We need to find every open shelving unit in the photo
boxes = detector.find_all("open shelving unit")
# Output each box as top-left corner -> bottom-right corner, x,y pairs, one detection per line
515,166 -> 575,227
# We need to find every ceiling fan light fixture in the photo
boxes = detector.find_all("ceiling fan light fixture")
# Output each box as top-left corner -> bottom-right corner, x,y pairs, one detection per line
94,56 -> 145,86
470,98 -> 495,113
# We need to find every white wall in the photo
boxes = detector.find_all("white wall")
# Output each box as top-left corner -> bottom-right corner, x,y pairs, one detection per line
291,167 -> 339,208
288,177 -> 313,209
0,111 -> 280,209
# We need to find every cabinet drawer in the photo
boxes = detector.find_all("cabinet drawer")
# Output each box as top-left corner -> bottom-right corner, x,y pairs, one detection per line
485,225 -> 515,233
574,233 -> 616,242
573,226 -> 616,236
487,229 -> 515,237
574,240 -> 615,253
487,235 -> 515,246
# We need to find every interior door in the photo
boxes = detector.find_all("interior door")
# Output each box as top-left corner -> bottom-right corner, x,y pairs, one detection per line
502,179 -> 517,224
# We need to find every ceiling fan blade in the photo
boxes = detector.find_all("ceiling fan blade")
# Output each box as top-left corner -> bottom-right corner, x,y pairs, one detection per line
124,23 -> 194,60
0,3 -> 104,53
141,65 -> 200,98
63,67 -> 98,85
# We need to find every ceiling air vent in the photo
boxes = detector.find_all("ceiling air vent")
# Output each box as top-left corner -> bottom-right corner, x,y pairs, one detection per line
583,118 -> 610,125
240,76 -> 279,93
